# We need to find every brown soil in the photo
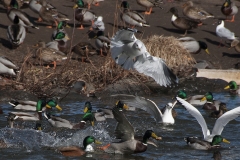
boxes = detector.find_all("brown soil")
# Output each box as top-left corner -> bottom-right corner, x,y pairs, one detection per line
0,0 -> 239,99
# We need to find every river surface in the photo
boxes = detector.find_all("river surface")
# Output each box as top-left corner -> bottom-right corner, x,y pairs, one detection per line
0,92 -> 240,160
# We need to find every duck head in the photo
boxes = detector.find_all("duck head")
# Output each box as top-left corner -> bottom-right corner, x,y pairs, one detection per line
211,135 -> 230,146
168,7 -> 179,17
115,100 -> 129,111
35,122 -> 42,130
201,92 -> 214,102
83,136 -> 101,152
223,0 -> 231,7
182,1 -> 193,8
83,101 -> 92,113
45,99 -> 62,111
177,90 -> 187,99
142,130 -> 162,144
198,41 -> 210,54
224,81 -> 238,90
53,32 -> 70,41
121,1 -> 129,10
9,0 -> 19,9
219,103 -> 227,112
73,0 -> 84,9
57,21 -> 70,29
82,111 -> 95,126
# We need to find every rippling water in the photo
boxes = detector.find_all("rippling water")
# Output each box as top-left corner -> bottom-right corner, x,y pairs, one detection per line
0,92 -> 240,160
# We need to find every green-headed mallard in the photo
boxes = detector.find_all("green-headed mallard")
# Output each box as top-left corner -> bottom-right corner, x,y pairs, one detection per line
0,56 -> 18,76
98,107 -> 161,154
58,136 -> 101,157
169,7 -> 198,36
7,0 -> 39,29
201,92 -> 226,110
224,81 -> 240,95
120,1 -> 150,28
47,32 -> 70,53
95,30 -> 110,56
9,100 -> 37,111
182,1 -> 214,24
178,37 -> 210,54
176,97 -> 237,150
73,0 -> 96,30
136,0 -> 162,15
176,90 -> 206,105
7,15 -> 26,49
209,104 -> 228,119
221,0 -> 238,22
52,21 -> 70,41
10,99 -> 62,121
37,0 -> 70,28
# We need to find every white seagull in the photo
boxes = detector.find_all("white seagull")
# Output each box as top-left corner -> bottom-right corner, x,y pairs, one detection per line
216,20 -> 236,44
110,28 -> 178,87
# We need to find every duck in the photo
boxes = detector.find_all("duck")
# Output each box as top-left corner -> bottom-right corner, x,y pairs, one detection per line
176,97 -> 236,150
230,39 -> 240,53
71,41 -> 97,62
182,1 -> 214,24
169,7 -> 198,36
216,20 -> 236,46
10,99 -> 62,121
111,28 -> 178,87
9,99 -> 37,111
201,92 -> 226,110
58,136 -> 101,157
0,56 -> 18,76
52,21 -> 70,41
136,0 -> 163,15
176,90 -> 206,105
110,94 -> 177,124
224,81 -> 240,95
47,32 -> 70,54
209,104 -> 228,119
7,15 -> 26,49
95,30 -> 110,56
98,107 -> 161,154
120,1 -> 150,28
177,37 -> 210,54
43,110 -> 94,129
34,40 -> 67,69
7,0 -> 39,29
73,0 -> 96,30
2,0 -> 28,9
84,101 -> 129,121
221,0 -> 238,22
90,16 -> 105,31
37,0 -> 70,28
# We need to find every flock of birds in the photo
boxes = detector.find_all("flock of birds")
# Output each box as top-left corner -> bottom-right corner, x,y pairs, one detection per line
0,0 -> 240,158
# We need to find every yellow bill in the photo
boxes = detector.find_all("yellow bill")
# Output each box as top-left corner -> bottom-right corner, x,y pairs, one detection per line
205,49 -> 210,54
73,4 -> 78,9
84,107 -> 88,113
224,85 -> 230,90
56,105 -> 62,111
94,140 -> 102,144
222,138 -> 230,144
200,97 -> 206,101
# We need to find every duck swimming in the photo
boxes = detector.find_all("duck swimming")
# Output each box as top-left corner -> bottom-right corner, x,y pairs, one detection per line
176,90 -> 205,105
224,81 -> 240,95
201,92 -> 226,110
9,99 -> 37,111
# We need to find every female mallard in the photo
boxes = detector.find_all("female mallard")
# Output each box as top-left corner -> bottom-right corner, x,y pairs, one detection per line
7,0 -> 39,29
58,136 -> 101,157
201,92 -> 226,110
169,7 -> 198,36
182,1 -> 214,24
10,99 -> 62,121
120,1 -> 150,28
221,0 -> 238,22
47,32 -> 70,54
7,15 -> 26,49
73,0 -> 96,30
230,39 -> 240,53
0,56 -> 18,76
136,0 -> 162,15
95,30 -> 110,56
177,37 -> 210,54
98,107 -> 161,154
9,100 -> 37,111
176,97 -> 238,150
176,90 -> 206,105
224,81 -> 240,95
209,105 -> 227,119
72,41 -> 97,62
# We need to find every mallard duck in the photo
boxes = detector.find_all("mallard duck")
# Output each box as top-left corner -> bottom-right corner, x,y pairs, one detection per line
0,56 -> 18,76
47,32 -> 70,54
209,104 -> 227,119
182,1 -> 214,24
7,0 -> 39,29
52,21 -> 70,41
176,90 -> 206,105
221,0 -> 238,22
72,41 -> 97,62
136,0 -> 163,15
84,101 -> 129,121
230,39 -> 240,53
176,97 -> 237,150
7,15 -> 26,49
90,16 -> 105,31
37,0 -> 70,28
224,81 -> 240,95
111,94 -> 177,124
98,107 -> 161,154
9,100 -> 37,111
178,37 -> 210,54
58,136 -> 101,157
10,99 -> 62,121
73,0 -> 96,30
111,28 -> 178,87
169,7 -> 198,36
201,92 -> 226,110
216,20 -> 236,46
95,30 -> 110,56
120,1 -> 150,28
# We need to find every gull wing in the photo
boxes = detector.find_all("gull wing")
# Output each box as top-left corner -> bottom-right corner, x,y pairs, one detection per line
176,97 -> 210,139
217,28 -> 235,40
111,94 -> 163,122
212,106 -> 240,136
111,29 -> 137,44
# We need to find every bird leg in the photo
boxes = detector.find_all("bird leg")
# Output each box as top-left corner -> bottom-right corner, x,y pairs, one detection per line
94,2 -> 99,6
144,7 -> 152,15
225,15 -> 235,22
181,30 -> 187,37
87,3 -> 91,9
100,48 -> 104,57
77,24 -> 84,29
37,17 -> 42,22
218,39 -> 225,47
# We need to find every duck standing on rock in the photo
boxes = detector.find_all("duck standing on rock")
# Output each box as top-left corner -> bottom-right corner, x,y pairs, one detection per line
221,0 -> 238,22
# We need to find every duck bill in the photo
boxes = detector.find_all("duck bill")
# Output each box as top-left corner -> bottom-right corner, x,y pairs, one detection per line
73,4 -> 78,9
84,107 -> 88,113
224,2 -> 228,7
205,49 -> 210,54
66,24 -> 71,28
56,105 -> 62,111
94,140 -> 102,144
123,104 -> 129,110
224,85 -> 230,90
151,133 -> 162,140
115,100 -> 119,105
46,104 -> 52,109
222,138 -> 230,143
65,35 -> 70,40
200,97 -> 206,101
91,121 -> 94,126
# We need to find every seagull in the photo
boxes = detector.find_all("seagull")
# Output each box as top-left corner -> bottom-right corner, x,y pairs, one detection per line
91,16 -> 105,31
110,28 -> 178,87
216,20 -> 236,46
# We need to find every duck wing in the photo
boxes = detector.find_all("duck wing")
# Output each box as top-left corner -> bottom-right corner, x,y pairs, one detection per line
176,97 -> 210,140
112,107 -> 134,141
111,94 -> 163,122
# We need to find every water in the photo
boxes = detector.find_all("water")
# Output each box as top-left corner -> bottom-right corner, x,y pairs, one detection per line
0,92 -> 240,160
